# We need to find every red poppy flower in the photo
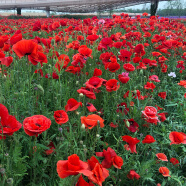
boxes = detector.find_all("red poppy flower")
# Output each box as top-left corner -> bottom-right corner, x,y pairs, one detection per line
85,77 -> 105,90
13,39 -> 38,59
65,98 -> 82,112
142,106 -> 159,125
0,56 -> 13,67
135,44 -> 145,54
155,105 -> 163,111
33,20 -> 41,31
105,79 -> 120,92
86,103 -> 97,112
77,87 -> 96,100
169,131 -> 186,145
170,158 -> 179,165
87,35 -> 99,42
23,115 -> 51,137
10,33 -> 22,45
109,122 -> 118,128
118,74 -> 130,84
54,110 -> 69,125
100,52 -> 116,65
127,170 -> 140,180
142,135 -> 156,144
144,82 -> 156,92
159,167 -> 171,177
81,114 -> 104,129
0,104 -> 22,139
158,112 -> 168,122
156,153 -> 168,161
93,68 -> 102,76
124,119 -> 139,133
41,38 -> 51,48
158,92 -> 167,99
0,50 -> 5,59
57,154 -> 92,179
177,80 -> 186,88
116,102 -> 129,115
118,49 -> 132,62
122,135 -> 140,153
45,141 -> 55,155
113,42 -> 123,48
52,71 -> 59,79
87,156 -> 109,186
28,52 -> 47,66
123,63 -> 135,72
99,37 -> 113,50
112,156 -> 123,169
133,56 -> 141,63
105,62 -> 120,73
76,175 -> 94,186
78,46 -> 92,57
55,54 -> 70,71
2,43 -> 10,52
65,66 -> 81,75
96,147 -> 123,169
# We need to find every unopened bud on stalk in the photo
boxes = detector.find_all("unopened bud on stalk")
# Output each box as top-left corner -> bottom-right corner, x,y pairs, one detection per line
0,168 -> 5,174
79,93 -> 84,97
76,81 -> 79,85
97,112 -> 101,115
96,134 -> 100,138
83,148 -> 87,153
75,111 -> 79,115
125,120 -> 130,127
7,178 -> 13,185
81,124 -> 85,129
80,140 -> 83,145
140,69 -> 143,74
43,159 -> 47,164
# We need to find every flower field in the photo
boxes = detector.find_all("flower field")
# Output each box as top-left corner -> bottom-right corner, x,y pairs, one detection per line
0,14 -> 186,186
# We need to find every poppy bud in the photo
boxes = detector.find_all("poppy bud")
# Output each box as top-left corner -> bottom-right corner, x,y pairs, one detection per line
7,178 -> 13,185
43,159 -> 47,164
96,134 -> 100,138
76,81 -> 79,85
79,93 -> 84,97
83,148 -> 87,153
125,120 -> 130,127
81,124 -> 85,129
79,140 -> 83,145
75,111 -> 79,115
140,69 -> 143,74
0,168 -> 5,174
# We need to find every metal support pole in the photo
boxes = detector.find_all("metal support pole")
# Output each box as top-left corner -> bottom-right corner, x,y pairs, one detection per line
46,7 -> 50,17
150,0 -> 159,16
17,7 -> 21,15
